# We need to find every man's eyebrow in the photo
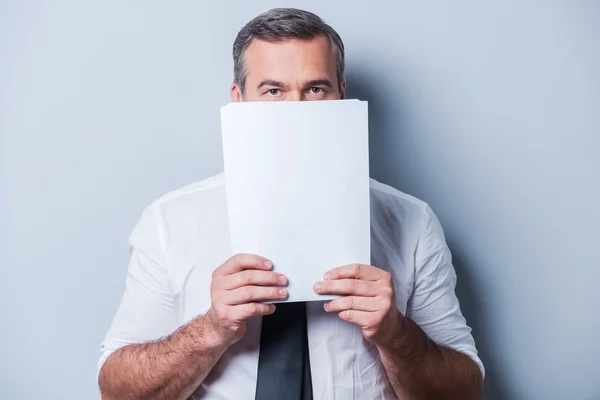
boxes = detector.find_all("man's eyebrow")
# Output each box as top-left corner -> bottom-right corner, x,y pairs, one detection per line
306,79 -> 333,88
257,79 -> 285,89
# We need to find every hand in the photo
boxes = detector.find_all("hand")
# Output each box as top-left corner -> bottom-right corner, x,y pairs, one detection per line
313,263 -> 403,347
205,253 -> 288,347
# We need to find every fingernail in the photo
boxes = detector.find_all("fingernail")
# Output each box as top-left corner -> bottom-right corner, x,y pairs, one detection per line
264,260 -> 273,269
314,282 -> 322,292
279,289 -> 288,296
279,275 -> 288,284
323,302 -> 329,311
323,271 -> 331,280
269,304 -> 276,313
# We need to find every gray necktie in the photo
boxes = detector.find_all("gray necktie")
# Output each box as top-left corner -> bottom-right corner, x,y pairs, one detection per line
255,301 -> 313,400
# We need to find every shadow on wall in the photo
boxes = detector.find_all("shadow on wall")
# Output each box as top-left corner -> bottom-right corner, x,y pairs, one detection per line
345,66 -> 513,400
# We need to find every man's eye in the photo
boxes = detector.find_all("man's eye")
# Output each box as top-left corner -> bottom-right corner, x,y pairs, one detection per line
268,89 -> 280,96
309,87 -> 323,94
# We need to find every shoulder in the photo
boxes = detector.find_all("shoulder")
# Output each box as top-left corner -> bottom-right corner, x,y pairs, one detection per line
150,172 -> 226,210
131,173 -> 227,243
144,172 -> 227,220
369,177 -> 436,228
369,178 -> 448,265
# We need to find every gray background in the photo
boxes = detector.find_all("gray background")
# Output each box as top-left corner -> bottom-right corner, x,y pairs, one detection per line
1,1 -> 599,399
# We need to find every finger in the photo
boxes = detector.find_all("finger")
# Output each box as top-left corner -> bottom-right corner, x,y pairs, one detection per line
223,270 -> 288,290
323,263 -> 386,281
231,302 -> 276,321
338,309 -> 377,328
223,285 -> 288,305
323,296 -> 383,312
313,279 -> 379,296
216,253 -> 273,276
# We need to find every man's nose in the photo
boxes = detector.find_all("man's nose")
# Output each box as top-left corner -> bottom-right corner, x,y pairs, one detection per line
285,90 -> 303,101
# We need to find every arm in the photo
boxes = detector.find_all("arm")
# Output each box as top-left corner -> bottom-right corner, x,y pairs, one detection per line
99,315 -> 227,400
377,312 -> 482,399
314,207 -> 483,399
98,204 -> 287,399
379,205 -> 483,399
99,253 -> 287,399
316,266 -> 482,400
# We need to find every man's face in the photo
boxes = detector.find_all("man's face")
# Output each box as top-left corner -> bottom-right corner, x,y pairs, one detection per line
230,35 -> 346,102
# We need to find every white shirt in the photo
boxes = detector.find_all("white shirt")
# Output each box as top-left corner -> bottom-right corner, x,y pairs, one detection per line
99,173 -> 484,399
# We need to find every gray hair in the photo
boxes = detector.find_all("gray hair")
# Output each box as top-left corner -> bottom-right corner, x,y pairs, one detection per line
233,8 -> 345,94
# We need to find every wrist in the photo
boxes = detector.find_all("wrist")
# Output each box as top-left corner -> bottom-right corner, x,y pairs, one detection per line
375,309 -> 406,353
181,314 -> 231,356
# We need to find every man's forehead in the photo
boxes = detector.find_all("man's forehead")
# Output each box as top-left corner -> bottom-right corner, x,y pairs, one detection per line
244,36 -> 336,82
244,36 -> 335,65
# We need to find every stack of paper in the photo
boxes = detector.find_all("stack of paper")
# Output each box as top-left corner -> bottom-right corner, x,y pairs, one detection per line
221,100 -> 370,302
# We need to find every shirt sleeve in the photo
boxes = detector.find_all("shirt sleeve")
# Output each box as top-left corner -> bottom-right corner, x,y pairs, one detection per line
97,204 -> 179,376
407,206 -> 485,377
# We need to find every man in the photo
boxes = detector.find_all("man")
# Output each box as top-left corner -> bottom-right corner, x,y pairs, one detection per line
98,8 -> 484,400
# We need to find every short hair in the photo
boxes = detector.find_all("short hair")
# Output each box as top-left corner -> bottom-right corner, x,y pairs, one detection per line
233,8 -> 345,94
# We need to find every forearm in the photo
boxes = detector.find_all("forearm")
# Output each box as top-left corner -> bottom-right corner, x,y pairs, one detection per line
99,315 -> 227,400
377,311 -> 482,400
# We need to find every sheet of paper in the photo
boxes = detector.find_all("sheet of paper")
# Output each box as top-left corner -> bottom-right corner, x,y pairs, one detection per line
221,100 -> 370,302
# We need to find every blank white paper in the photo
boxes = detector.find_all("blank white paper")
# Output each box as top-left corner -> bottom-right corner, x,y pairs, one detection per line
221,100 -> 370,302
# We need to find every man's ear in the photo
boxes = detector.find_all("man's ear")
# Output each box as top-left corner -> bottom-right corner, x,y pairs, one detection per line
230,83 -> 243,102
339,79 -> 347,99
